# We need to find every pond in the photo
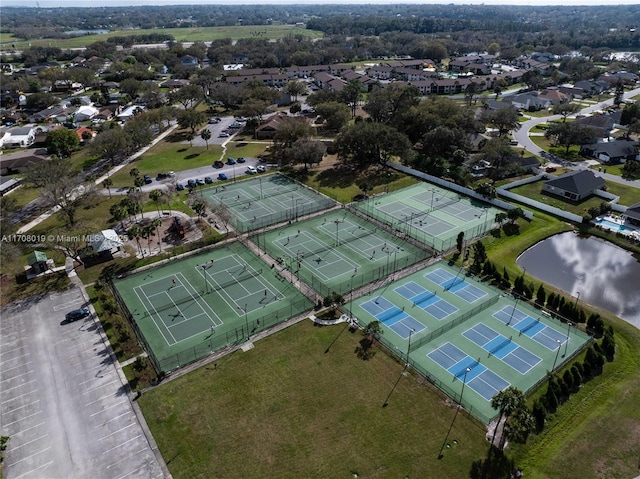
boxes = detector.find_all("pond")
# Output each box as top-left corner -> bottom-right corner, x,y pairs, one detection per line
517,232 -> 640,329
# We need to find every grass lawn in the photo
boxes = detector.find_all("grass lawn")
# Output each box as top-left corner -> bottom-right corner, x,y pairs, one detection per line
0,25 -> 323,51
507,180 -> 608,217
589,163 -> 624,176
139,320 -> 488,479
225,140 -> 270,159
605,181 -> 640,206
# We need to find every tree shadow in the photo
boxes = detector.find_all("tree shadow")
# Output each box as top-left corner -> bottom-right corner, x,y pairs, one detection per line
184,153 -> 200,159
354,338 -> 376,360
502,223 -> 520,236
469,445 -> 518,479
316,167 -> 355,188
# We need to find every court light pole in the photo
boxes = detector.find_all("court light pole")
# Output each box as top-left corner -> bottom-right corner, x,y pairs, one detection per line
239,304 -> 249,340
459,367 -> 472,407
232,162 -> 236,182
563,321 -> 571,357
406,328 -> 416,367
201,264 -> 208,293
507,295 -> 520,326
552,339 -> 562,372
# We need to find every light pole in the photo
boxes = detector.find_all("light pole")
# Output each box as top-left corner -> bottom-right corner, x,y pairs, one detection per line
574,291 -> 581,311
459,367 -> 472,407
259,176 -> 263,199
239,304 -> 249,340
406,328 -> 416,367
232,162 -> 236,182
507,295 -> 520,326
334,219 -> 341,246
552,339 -> 562,372
563,321 -> 571,357
201,264 -> 208,293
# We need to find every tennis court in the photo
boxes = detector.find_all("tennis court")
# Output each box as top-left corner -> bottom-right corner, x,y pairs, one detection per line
257,209 -> 430,298
346,261 -> 591,423
112,241 -> 313,373
200,173 -> 336,232
354,182 -> 503,252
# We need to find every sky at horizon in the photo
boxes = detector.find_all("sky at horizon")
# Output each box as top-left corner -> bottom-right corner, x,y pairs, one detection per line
3,0 -> 639,7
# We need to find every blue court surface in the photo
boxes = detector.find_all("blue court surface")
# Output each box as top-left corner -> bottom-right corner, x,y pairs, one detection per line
360,297 -> 426,339
394,281 -> 458,320
463,323 -> 542,374
427,342 -> 510,400
424,268 -> 488,303
493,306 -> 567,350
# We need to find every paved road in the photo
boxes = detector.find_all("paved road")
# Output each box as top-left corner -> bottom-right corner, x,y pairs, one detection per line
512,86 -> 640,189
0,284 -> 165,479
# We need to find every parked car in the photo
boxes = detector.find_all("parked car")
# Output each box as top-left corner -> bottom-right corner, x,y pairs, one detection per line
168,171 -> 176,177
226,157 -> 236,165
246,166 -> 257,174
218,173 -> 228,180
208,117 -> 221,123
213,160 -> 224,168
257,165 -> 267,173
143,174 -> 153,184
65,308 -> 90,322
196,178 -> 205,185
176,183 -> 185,190
187,179 -> 196,188
156,172 -> 168,180
237,157 -> 246,163
219,132 -> 230,138
204,176 -> 213,184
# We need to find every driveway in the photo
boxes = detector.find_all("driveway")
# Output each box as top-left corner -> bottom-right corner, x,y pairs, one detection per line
0,284 -> 165,479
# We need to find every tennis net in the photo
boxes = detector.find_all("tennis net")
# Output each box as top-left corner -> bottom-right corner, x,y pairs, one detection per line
519,318 -> 540,335
208,267 -> 264,291
489,336 -> 511,356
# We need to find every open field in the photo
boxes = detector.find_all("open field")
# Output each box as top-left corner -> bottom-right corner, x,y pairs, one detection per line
139,320 -> 488,479
0,25 -> 323,51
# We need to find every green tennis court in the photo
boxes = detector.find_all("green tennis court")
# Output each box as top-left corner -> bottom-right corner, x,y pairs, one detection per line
199,173 -> 336,232
354,182 -> 503,252
346,261 -> 591,423
112,241 -> 313,373
256,209 -> 431,298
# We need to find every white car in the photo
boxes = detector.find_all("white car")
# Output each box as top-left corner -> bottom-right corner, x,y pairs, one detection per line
256,165 -> 266,173
246,166 -> 257,174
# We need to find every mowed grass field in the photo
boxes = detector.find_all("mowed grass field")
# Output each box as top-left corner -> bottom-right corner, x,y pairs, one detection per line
0,25 -> 323,50
139,320 -> 488,479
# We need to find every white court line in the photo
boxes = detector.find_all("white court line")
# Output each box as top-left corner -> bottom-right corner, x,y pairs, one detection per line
8,433 -> 48,451
89,401 -> 129,417
98,422 -> 136,441
167,312 -> 208,329
101,434 -> 142,455
7,447 -> 51,467
133,287 -> 176,345
12,461 -> 54,479
177,271 -> 222,324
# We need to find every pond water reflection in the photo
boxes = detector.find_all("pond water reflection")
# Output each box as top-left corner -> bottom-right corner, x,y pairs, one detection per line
517,232 -> 640,329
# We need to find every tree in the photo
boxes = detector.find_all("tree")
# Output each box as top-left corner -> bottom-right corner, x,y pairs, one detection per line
45,129 -> 80,158
284,80 -> 306,101
102,178 -> 113,199
341,79 -> 365,118
364,320 -> 383,344
24,157 -> 91,226
335,122 -> 412,168
191,198 -> 207,220
126,224 -> 144,257
109,202 -> 129,230
25,91 -> 57,110
273,117 -> 314,149
456,231 -> 464,253
482,105 -> 520,137
474,182 -> 497,199
170,84 -> 203,109
507,207 -> 523,224
363,83 -> 421,124
177,108 -> 207,135
90,128 -> 131,166
495,212 -> 508,227
503,405 -> 535,446
148,189 -> 164,214
536,284 -> 547,306
288,139 -> 326,169
123,117 -> 154,150
464,82 -> 479,107
490,386 -> 526,448
314,102 -> 351,132
552,102 -> 581,122
200,128 -> 211,149
545,122 -> 597,154
129,168 -> 140,179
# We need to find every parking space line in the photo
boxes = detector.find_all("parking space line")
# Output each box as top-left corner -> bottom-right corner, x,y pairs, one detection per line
8,422 -> 46,436
101,435 -> 142,455
0,351 -> 31,363
98,422 -> 136,441
52,300 -> 84,311
1,389 -> 38,405
90,401 -> 129,417
82,379 -> 119,395
105,448 -> 149,470
75,365 -> 105,376
1,399 -> 40,414
2,410 -> 41,428
116,466 -> 145,479
9,433 -> 48,451
1,379 -> 36,393
0,361 -> 33,372
85,391 -> 119,407
94,411 -> 132,428
0,346 -> 30,357
0,370 -> 34,382
79,373 -> 115,386
12,460 -> 54,479
6,446 -> 51,466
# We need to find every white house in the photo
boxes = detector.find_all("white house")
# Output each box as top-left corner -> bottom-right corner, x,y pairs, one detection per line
74,105 -> 99,122
4,126 -> 37,148
116,105 -> 145,122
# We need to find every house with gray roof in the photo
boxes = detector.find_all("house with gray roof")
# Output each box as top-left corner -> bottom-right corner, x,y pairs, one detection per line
509,92 -> 548,111
542,170 -> 605,201
580,139 -> 639,164
623,201 -> 640,226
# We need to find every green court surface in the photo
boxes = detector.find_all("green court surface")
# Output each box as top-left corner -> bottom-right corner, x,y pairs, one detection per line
256,209 -> 431,298
112,241 -> 313,373
199,173 -> 336,232
354,182 -> 502,252
346,262 -> 591,423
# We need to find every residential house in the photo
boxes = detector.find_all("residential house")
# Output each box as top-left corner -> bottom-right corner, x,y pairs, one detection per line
75,127 -> 96,142
574,79 -> 608,97
254,112 -> 310,140
116,105 -> 145,122
573,113 -> 618,138
180,55 -> 199,67
580,139 -> 639,164
4,126 -> 37,148
74,105 -> 99,122
538,88 -> 569,106
622,201 -> 640,226
542,170 -> 606,201
160,79 -> 190,89
509,92 -> 548,111
0,148 -> 49,175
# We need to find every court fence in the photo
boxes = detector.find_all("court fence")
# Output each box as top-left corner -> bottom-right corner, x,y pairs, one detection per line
409,294 -> 500,352
109,278 -> 313,374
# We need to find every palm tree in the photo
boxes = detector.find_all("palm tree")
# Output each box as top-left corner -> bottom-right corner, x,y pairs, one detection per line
151,217 -> 163,252
129,167 -> 140,179
149,189 -> 164,215
141,223 -> 156,254
102,178 -> 113,198
127,224 -> 144,257
109,203 -> 128,230
200,129 -> 211,149
490,386 -> 524,447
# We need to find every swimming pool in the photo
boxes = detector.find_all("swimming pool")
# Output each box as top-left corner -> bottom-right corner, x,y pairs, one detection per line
594,218 -> 631,232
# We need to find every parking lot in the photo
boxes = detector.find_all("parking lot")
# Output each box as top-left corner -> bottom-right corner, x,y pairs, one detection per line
0,284 -> 165,479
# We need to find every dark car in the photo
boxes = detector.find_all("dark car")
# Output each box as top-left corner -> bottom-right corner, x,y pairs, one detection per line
213,160 -> 224,168
226,157 -> 236,165
156,172 -> 168,180
176,183 -> 185,191
143,174 -> 153,184
218,173 -> 228,180
204,176 -> 213,184
187,179 -> 197,188
65,308 -> 90,322
237,157 -> 246,163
